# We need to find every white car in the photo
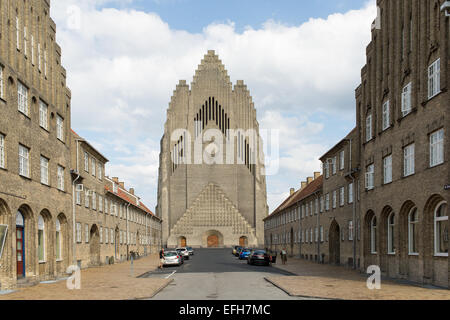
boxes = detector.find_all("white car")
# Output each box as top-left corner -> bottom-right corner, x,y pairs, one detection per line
163,251 -> 183,266
176,247 -> 190,260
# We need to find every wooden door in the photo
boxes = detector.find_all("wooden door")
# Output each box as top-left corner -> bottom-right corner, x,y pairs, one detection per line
239,237 -> 247,247
207,235 -> 219,248
180,237 -> 187,247
16,227 -> 24,277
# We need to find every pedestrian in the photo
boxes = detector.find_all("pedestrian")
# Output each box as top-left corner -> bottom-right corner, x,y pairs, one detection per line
159,248 -> 165,270
281,248 -> 287,265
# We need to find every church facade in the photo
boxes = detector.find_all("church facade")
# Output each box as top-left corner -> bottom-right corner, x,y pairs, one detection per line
157,51 -> 269,248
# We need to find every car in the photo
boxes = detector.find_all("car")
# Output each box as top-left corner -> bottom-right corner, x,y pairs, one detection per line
232,246 -> 242,256
234,246 -> 243,257
163,251 -> 183,267
186,247 -> 194,256
176,247 -> 190,260
239,248 -> 252,260
247,250 -> 271,266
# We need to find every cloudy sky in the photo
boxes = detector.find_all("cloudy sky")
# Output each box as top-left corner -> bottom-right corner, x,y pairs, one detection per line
50,0 -> 377,213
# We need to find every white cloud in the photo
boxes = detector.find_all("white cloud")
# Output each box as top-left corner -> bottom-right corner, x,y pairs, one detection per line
50,1 -> 376,212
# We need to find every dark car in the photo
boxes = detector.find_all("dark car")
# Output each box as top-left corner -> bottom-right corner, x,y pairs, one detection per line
233,246 -> 243,257
247,250 -> 271,266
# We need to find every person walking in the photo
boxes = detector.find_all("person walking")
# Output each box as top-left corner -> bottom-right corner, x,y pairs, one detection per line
159,248 -> 165,270
281,248 -> 287,265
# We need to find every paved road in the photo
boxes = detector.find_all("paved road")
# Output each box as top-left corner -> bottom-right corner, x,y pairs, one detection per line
144,249 -> 314,300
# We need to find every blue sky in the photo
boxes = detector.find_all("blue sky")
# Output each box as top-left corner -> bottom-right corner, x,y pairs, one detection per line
51,0 -> 376,212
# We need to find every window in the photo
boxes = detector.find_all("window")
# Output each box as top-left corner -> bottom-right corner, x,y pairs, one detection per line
76,188 -> 81,205
340,187 -> 345,207
325,194 -> 330,211
365,164 -> 374,190
44,51 -> 47,77
57,166 -> 64,191
84,152 -> 89,172
98,164 -> 103,180
348,183 -> 354,204
120,230 -> 123,244
404,144 -> 415,177
23,27 -> 27,56
366,114 -> 372,142
401,83 -> 412,116
371,216 -> 377,254
408,208 -> 419,255
0,134 -> 5,169
430,129 -> 444,167
332,157 -> 337,175
315,227 -> 318,243
324,161 -> 329,179
339,150 -> 345,170
105,227 -> 109,244
76,223 -> 82,243
19,145 -> 30,177
56,116 -> 64,141
85,224 -> 89,243
0,66 -> 4,99
16,17 -> 20,50
388,213 -> 395,254
434,202 -> 448,256
56,219 -> 62,260
428,58 -> 440,99
382,100 -> 390,131
18,81 -> 28,115
320,196 -> 324,213
320,226 -> 324,242
310,229 -> 313,244
85,189 -> 90,208
332,191 -> 337,209
315,198 -> 319,215
92,192 -> 97,210
38,43 -> 41,71
111,229 -> 114,245
31,35 -> 35,65
40,156 -> 49,185
99,196 -> 103,212
39,100 -> 48,130
383,155 -> 392,184
92,158 -> 96,177
38,215 -> 45,262
105,198 -> 109,214
100,227 -> 103,244
349,221 -> 354,241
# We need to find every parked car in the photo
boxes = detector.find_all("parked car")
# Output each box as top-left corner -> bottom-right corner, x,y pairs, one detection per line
186,247 -> 194,256
232,246 -> 242,256
239,248 -> 252,260
234,246 -> 243,257
176,247 -> 190,260
247,250 -> 271,266
163,251 -> 183,267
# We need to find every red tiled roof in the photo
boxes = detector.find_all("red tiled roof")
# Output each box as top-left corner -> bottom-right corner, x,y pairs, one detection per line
265,175 -> 323,220
105,185 -> 157,218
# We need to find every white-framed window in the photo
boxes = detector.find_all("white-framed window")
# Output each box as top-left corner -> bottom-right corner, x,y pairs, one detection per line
38,43 -> 41,71
310,229 -> 313,244
340,187 -> 345,207
324,161 -> 329,179
315,227 -> 318,243
387,212 -> 395,254
365,164 -> 374,190
320,196 -> 324,213
325,194 -> 330,211
84,152 -> 89,172
339,150 -> 345,170
348,183 -> 354,204
85,189 -> 90,208
44,51 -> 47,77
85,224 -> 89,243
332,157 -> 337,175
0,66 -> 4,99
57,165 -> 64,191
408,208 -> 419,255
31,35 -> 35,65
0,134 -> 5,169
18,81 -> 28,115
23,27 -> 27,57
76,223 -> 82,243
99,196 -> 103,212
38,215 -> 45,262
100,227 -> 103,244
382,100 -> 390,131
371,216 -> 377,254
401,82 -> 412,116
428,58 -> 440,99
98,164 -> 103,180
383,155 -> 392,184
92,192 -> 97,210
366,114 -> 372,142
76,188 -> 81,205
315,198 -> 319,215
56,115 -> 64,141
92,158 -> 96,177
320,226 -> 324,242
434,202 -> 448,256
332,190 -> 337,209
349,221 -> 354,241
309,202 -> 313,216
39,100 -> 48,130
105,198 -> 109,214
55,219 -> 62,260
40,156 -> 49,185
16,17 -> 20,50
430,129 -> 444,167
19,144 -> 30,177
105,227 -> 109,244
403,144 -> 415,177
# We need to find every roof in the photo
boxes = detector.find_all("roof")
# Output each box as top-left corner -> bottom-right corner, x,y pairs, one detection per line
105,185 -> 159,219
71,129 -> 109,163
319,128 -> 356,161
264,175 -> 323,221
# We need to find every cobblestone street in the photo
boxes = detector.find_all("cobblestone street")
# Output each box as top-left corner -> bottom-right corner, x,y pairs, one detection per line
0,254 -> 171,300
268,258 -> 450,300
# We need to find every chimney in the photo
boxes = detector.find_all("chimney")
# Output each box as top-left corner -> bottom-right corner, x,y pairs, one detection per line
290,188 -> 295,195
301,181 -> 307,189
129,188 -> 135,195
314,172 -> 321,179
112,177 -> 119,183
307,177 -> 313,184
119,182 -> 124,189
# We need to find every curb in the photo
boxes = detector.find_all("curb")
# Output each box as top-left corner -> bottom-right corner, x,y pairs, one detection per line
264,277 -> 336,300
134,278 -> 174,300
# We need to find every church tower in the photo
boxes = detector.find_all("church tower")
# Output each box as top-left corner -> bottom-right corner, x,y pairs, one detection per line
156,51 -> 269,248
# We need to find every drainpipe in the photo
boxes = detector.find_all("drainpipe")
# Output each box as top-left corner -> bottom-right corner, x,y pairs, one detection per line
345,138 -> 357,270
126,203 -> 131,260
72,139 -> 83,265
314,191 -> 321,263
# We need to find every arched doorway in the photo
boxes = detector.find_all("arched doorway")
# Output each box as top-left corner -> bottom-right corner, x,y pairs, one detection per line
16,211 -> 25,278
89,225 -> 100,266
203,230 -> 223,248
179,236 -> 187,247
329,220 -> 340,265
208,235 -> 219,247
239,236 -> 248,247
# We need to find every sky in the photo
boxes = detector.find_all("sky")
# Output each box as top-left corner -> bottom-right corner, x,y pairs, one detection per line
50,0 -> 377,213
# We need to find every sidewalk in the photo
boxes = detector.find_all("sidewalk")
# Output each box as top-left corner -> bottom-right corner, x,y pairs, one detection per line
0,254 -> 172,300
267,258 -> 450,300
